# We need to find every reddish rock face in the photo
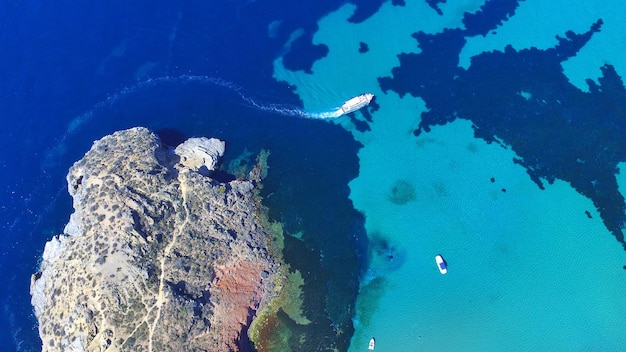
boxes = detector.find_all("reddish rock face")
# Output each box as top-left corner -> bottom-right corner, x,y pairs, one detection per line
30,127 -> 278,352
213,260 -> 267,350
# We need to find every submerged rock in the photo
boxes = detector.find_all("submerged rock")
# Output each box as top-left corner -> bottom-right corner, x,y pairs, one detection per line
30,127 -> 278,352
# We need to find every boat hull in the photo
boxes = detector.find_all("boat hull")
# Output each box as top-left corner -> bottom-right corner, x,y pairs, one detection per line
368,337 -> 376,350
436,254 -> 447,274
340,93 -> 374,115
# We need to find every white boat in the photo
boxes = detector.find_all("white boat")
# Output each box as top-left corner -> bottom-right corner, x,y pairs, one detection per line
435,254 -> 447,274
339,93 -> 374,115
368,337 -> 376,350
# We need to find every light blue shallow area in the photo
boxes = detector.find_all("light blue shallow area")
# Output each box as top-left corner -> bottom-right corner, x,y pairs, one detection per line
459,0 -> 626,92
275,1 -> 626,350
346,116 -> 626,351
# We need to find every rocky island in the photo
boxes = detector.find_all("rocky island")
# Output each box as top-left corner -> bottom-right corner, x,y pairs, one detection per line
30,127 -> 280,351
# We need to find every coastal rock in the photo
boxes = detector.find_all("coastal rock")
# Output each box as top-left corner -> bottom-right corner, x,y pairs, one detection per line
174,137 -> 225,176
30,127 -> 277,352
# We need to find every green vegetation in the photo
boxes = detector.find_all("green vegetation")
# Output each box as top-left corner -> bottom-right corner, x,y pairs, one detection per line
280,269 -> 311,325
248,179 -> 314,351
256,149 -> 271,180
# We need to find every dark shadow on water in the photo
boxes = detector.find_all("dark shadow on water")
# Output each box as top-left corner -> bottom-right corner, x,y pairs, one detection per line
155,128 -> 187,148
211,170 -> 237,183
367,233 -> 407,279
354,276 -> 387,328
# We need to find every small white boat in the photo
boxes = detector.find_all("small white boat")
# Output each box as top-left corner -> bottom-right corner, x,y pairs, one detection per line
339,93 -> 374,115
435,254 -> 447,274
368,337 -> 376,350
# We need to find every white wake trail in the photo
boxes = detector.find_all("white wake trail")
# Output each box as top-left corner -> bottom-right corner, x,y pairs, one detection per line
239,94 -> 346,119
306,109 -> 344,119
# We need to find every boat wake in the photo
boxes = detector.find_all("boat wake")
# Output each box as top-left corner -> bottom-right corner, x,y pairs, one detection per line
45,75 -> 360,169
241,101 -> 345,119
239,89 -> 373,119
307,109 -> 344,119
56,75 -> 367,138
302,93 -> 374,119
42,74 -> 365,181
238,95 -> 315,118
238,93 -> 349,119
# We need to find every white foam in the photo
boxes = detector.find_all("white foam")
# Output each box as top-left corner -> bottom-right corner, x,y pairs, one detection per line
307,109 -> 343,119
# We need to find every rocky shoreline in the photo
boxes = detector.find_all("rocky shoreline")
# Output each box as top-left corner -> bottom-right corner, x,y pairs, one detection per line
30,127 -> 279,351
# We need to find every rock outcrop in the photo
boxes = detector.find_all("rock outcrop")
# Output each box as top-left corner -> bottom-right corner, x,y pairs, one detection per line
30,127 -> 277,352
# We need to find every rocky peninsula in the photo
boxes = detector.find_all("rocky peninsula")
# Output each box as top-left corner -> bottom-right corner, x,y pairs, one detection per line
30,127 -> 279,351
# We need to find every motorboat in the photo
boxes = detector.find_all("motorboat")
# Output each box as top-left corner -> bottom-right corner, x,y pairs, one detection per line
339,93 -> 374,115
368,337 -> 376,350
435,254 -> 447,274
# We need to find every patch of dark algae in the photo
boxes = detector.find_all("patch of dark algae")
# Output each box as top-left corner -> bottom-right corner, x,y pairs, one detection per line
379,0 -> 626,253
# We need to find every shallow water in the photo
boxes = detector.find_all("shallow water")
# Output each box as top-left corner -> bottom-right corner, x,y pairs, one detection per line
275,0 -> 626,350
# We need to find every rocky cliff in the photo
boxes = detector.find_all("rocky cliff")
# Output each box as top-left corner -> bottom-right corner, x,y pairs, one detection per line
30,127 -> 278,352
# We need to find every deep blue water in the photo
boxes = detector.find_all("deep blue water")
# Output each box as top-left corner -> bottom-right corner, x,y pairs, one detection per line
0,1 -> 373,350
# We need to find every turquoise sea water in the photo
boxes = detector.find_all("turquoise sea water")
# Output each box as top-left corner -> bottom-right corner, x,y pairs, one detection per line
2,0 -> 626,351
275,1 -> 626,350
